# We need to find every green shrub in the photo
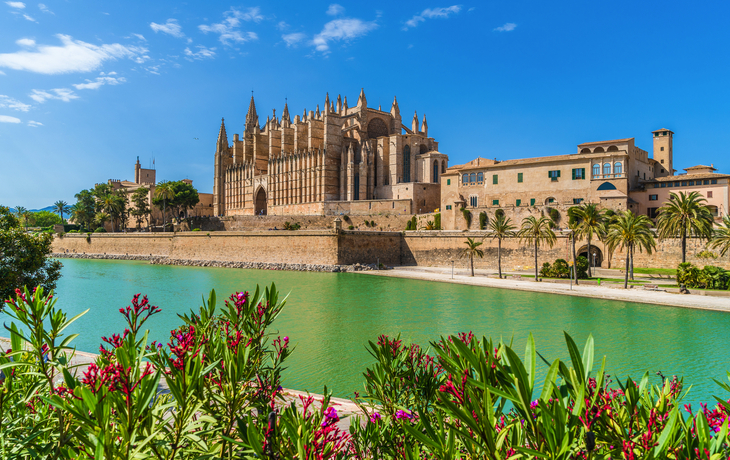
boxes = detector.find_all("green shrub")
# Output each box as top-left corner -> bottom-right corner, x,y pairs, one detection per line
283,221 -> 301,231
461,208 -> 472,228
495,209 -> 505,219
547,207 -> 560,225
94,227 -> 106,233
539,257 -> 588,279
405,220 -> 412,230
67,230 -> 79,233
679,263 -> 730,289
348,225 -> 354,230
410,216 -> 417,230
433,213 -> 441,230
697,249 -> 718,259
478,211 -> 488,230
192,228 -> 201,232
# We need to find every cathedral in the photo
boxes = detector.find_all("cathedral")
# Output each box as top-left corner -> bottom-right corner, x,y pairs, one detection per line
212,89 -> 448,216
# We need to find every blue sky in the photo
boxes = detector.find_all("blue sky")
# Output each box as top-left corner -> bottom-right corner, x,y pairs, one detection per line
1,0 -> 729,208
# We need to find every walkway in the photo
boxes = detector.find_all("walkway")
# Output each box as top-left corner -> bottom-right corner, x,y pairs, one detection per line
361,266 -> 730,312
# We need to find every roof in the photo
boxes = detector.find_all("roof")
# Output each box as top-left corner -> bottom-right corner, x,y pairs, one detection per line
577,137 -> 634,147
684,164 -> 716,172
652,128 -> 674,134
448,151 -> 628,172
649,173 -> 730,182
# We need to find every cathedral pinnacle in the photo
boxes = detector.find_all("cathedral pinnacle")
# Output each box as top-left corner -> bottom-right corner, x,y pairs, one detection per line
217,117 -> 228,149
245,95 -> 258,134
357,88 -> 367,108
390,96 -> 399,117
412,110 -> 419,133
282,100 -> 290,123
421,114 -> 428,136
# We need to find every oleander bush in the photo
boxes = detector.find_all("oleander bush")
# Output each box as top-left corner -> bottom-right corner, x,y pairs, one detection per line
540,256 -> 589,279
3,286 -> 730,459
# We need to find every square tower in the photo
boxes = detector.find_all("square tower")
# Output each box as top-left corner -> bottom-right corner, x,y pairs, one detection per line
652,128 -> 674,177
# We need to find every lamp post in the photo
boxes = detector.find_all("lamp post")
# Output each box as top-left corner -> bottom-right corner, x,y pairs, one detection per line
451,260 -> 454,279
592,251 -> 597,274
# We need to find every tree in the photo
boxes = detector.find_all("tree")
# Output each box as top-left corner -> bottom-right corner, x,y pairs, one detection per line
153,181 -> 200,223
567,207 -> 581,285
14,206 -> 31,229
53,200 -> 70,223
709,216 -> 730,257
518,216 -> 557,281
656,191 -> 714,263
0,206 -> 61,302
488,213 -> 515,279
95,211 -> 111,229
73,189 -> 97,229
130,187 -> 151,230
599,210 -> 619,269
154,181 -> 176,231
461,237 -> 484,277
98,193 -> 125,232
571,203 -> 604,278
604,211 -> 656,288
33,210 -> 64,228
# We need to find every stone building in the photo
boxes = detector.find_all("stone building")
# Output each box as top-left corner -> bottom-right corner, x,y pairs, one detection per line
212,89 -> 448,216
105,158 -> 214,229
441,128 -> 729,232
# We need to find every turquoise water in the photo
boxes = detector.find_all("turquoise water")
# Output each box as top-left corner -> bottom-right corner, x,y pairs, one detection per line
3,258 -> 730,406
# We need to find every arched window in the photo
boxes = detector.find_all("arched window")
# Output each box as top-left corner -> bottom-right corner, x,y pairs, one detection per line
469,173 -> 476,184
593,164 -> 600,177
613,162 -> 622,174
477,172 -> 484,183
433,160 -> 439,183
441,160 -> 446,174
607,145 -> 619,152
603,163 -> 611,175
594,147 -> 605,153
580,148 -> 592,154
403,145 -> 411,182
462,173 -> 468,185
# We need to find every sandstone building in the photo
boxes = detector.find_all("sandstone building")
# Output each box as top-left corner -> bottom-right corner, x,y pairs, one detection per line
213,90 -> 448,217
442,128 -> 728,232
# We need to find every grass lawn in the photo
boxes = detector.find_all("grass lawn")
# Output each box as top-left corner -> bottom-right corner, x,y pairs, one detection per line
629,267 -> 676,276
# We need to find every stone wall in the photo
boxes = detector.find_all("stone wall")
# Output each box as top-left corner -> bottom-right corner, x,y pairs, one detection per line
219,214 -> 414,232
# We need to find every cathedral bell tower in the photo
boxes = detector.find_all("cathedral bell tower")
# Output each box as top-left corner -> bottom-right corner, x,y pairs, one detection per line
652,128 -> 674,177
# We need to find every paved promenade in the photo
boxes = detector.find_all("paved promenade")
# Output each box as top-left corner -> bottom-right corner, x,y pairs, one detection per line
361,266 -> 730,312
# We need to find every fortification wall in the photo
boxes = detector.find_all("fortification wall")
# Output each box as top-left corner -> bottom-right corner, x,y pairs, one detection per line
54,232 -> 340,265
220,214 -> 413,232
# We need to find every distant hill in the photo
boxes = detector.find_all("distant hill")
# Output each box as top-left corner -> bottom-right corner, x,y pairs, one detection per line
5,205 -> 56,214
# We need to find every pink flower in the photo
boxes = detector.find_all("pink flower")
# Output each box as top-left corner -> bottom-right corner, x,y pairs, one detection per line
370,411 -> 382,423
395,410 -> 412,420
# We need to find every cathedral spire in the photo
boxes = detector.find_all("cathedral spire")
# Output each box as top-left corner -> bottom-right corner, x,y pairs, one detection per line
412,110 -> 419,133
217,117 -> 228,150
336,94 -> 342,114
357,88 -> 367,108
245,94 -> 258,133
390,96 -> 400,117
324,93 -> 330,115
282,100 -> 290,123
315,104 -> 320,119
343,96 -> 348,113
421,114 -> 428,136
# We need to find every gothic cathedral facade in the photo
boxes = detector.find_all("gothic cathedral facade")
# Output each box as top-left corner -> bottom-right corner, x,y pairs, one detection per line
213,89 -> 448,216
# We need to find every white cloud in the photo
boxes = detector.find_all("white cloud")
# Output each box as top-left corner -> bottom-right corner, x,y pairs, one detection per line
184,45 -> 216,60
312,18 -> 378,53
326,4 -> 344,16
0,34 -> 147,74
38,3 -> 52,14
16,38 -> 35,47
0,95 -> 31,111
150,19 -> 184,38
282,32 -> 306,47
494,22 -> 517,32
27,120 -> 42,127
73,72 -> 126,90
0,115 -> 22,123
276,21 -> 289,30
5,1 -> 24,8
131,33 -> 146,41
29,88 -> 77,103
404,5 -> 461,30
0,70 -> 5,75
198,8 -> 262,46
22,13 -> 35,21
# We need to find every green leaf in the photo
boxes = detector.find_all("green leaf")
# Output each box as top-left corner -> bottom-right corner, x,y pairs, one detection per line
525,332 -> 536,390
541,359 -> 560,402
563,331 -> 585,383
654,406 -> 678,456
582,334 -> 594,377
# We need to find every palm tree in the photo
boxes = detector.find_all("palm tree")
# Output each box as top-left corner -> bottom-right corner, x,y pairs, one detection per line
604,211 -> 656,288
53,200 -> 70,223
488,213 -> 516,279
155,181 -> 176,232
461,237 -> 484,277
571,203 -> 604,278
567,207 -> 581,285
518,216 -> 557,281
709,216 -> 730,257
14,206 -> 29,229
99,194 -> 123,232
656,191 -> 714,263
95,211 -> 111,230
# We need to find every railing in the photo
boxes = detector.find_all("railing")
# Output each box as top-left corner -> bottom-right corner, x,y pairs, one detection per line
591,173 -> 626,180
